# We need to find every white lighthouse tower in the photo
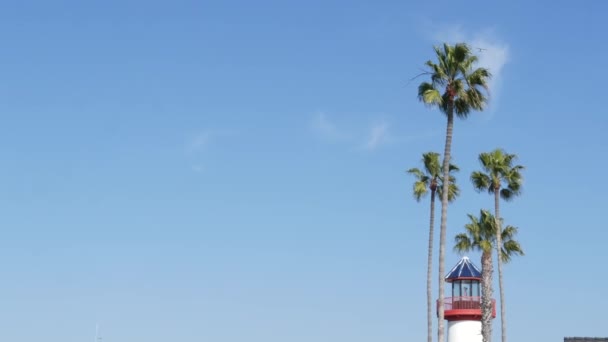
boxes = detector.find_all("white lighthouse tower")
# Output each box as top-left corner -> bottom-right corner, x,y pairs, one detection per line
439,257 -> 495,342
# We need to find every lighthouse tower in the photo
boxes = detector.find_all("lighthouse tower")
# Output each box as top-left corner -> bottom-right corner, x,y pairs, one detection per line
439,256 -> 495,342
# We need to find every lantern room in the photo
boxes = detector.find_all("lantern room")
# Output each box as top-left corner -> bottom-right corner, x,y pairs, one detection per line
439,256 -> 495,320
447,256 -> 481,299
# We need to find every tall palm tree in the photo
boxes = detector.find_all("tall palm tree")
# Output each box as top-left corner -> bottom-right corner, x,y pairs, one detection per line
418,42 -> 491,342
407,152 -> 459,342
454,210 -> 524,342
471,149 -> 524,342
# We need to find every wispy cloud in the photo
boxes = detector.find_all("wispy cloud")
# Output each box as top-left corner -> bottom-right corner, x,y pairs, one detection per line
188,131 -> 212,153
364,121 -> 390,150
311,112 -> 391,150
185,129 -> 236,172
311,113 -> 436,151
470,37 -> 509,110
187,129 -> 236,153
393,128 -> 442,143
311,112 -> 343,140
427,24 -> 510,112
191,164 -> 205,173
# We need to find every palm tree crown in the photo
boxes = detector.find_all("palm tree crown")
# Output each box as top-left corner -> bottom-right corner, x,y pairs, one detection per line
418,43 -> 491,118
407,152 -> 460,202
454,210 -> 524,261
471,149 -> 524,200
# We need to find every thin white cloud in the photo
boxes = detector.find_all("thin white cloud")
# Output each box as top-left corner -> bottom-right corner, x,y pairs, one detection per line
393,128 -> 442,143
191,164 -> 205,173
187,129 -> 236,154
470,37 -> 509,109
311,112 -> 343,140
429,24 -> 510,112
311,113 -> 426,151
188,131 -> 212,153
186,129 -> 236,172
364,121 -> 390,150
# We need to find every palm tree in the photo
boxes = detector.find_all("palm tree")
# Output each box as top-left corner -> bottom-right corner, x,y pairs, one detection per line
454,210 -> 524,342
407,152 -> 459,342
471,149 -> 524,342
418,42 -> 491,342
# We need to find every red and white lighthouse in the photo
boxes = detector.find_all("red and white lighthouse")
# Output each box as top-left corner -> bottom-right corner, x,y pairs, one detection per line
438,256 -> 496,342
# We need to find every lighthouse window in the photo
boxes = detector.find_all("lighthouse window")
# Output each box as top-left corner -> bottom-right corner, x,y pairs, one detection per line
471,282 -> 480,297
461,280 -> 471,297
452,281 -> 461,296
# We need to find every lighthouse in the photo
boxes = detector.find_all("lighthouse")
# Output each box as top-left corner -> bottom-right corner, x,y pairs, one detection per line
439,256 -> 496,342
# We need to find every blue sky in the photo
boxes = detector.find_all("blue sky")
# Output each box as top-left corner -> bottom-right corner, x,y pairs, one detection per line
0,1 -> 606,341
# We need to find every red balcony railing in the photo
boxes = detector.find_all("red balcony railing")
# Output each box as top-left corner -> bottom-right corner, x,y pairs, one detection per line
437,296 -> 496,318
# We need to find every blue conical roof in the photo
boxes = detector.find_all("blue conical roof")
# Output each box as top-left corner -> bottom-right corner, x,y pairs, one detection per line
445,256 -> 482,281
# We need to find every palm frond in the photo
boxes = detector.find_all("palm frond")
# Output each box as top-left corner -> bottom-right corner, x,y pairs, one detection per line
479,240 -> 493,253
501,235 -> 524,263
406,167 -> 424,178
433,45 -> 448,75
464,88 -> 487,111
447,182 -> 460,202
466,67 -> 491,92
500,188 -> 515,201
437,178 -> 460,203
501,225 -> 518,238
413,180 -> 428,201
422,152 -> 442,177
453,97 -> 472,118
426,61 -> 447,87
418,82 -> 443,106
452,79 -> 465,95
436,159 -> 460,202
454,233 -> 473,253
452,43 -> 472,64
458,55 -> 478,76
471,171 -> 492,193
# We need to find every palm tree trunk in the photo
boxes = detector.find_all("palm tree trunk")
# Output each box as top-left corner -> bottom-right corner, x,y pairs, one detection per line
427,190 -> 436,342
495,188 -> 506,342
481,251 -> 493,342
438,110 -> 454,342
